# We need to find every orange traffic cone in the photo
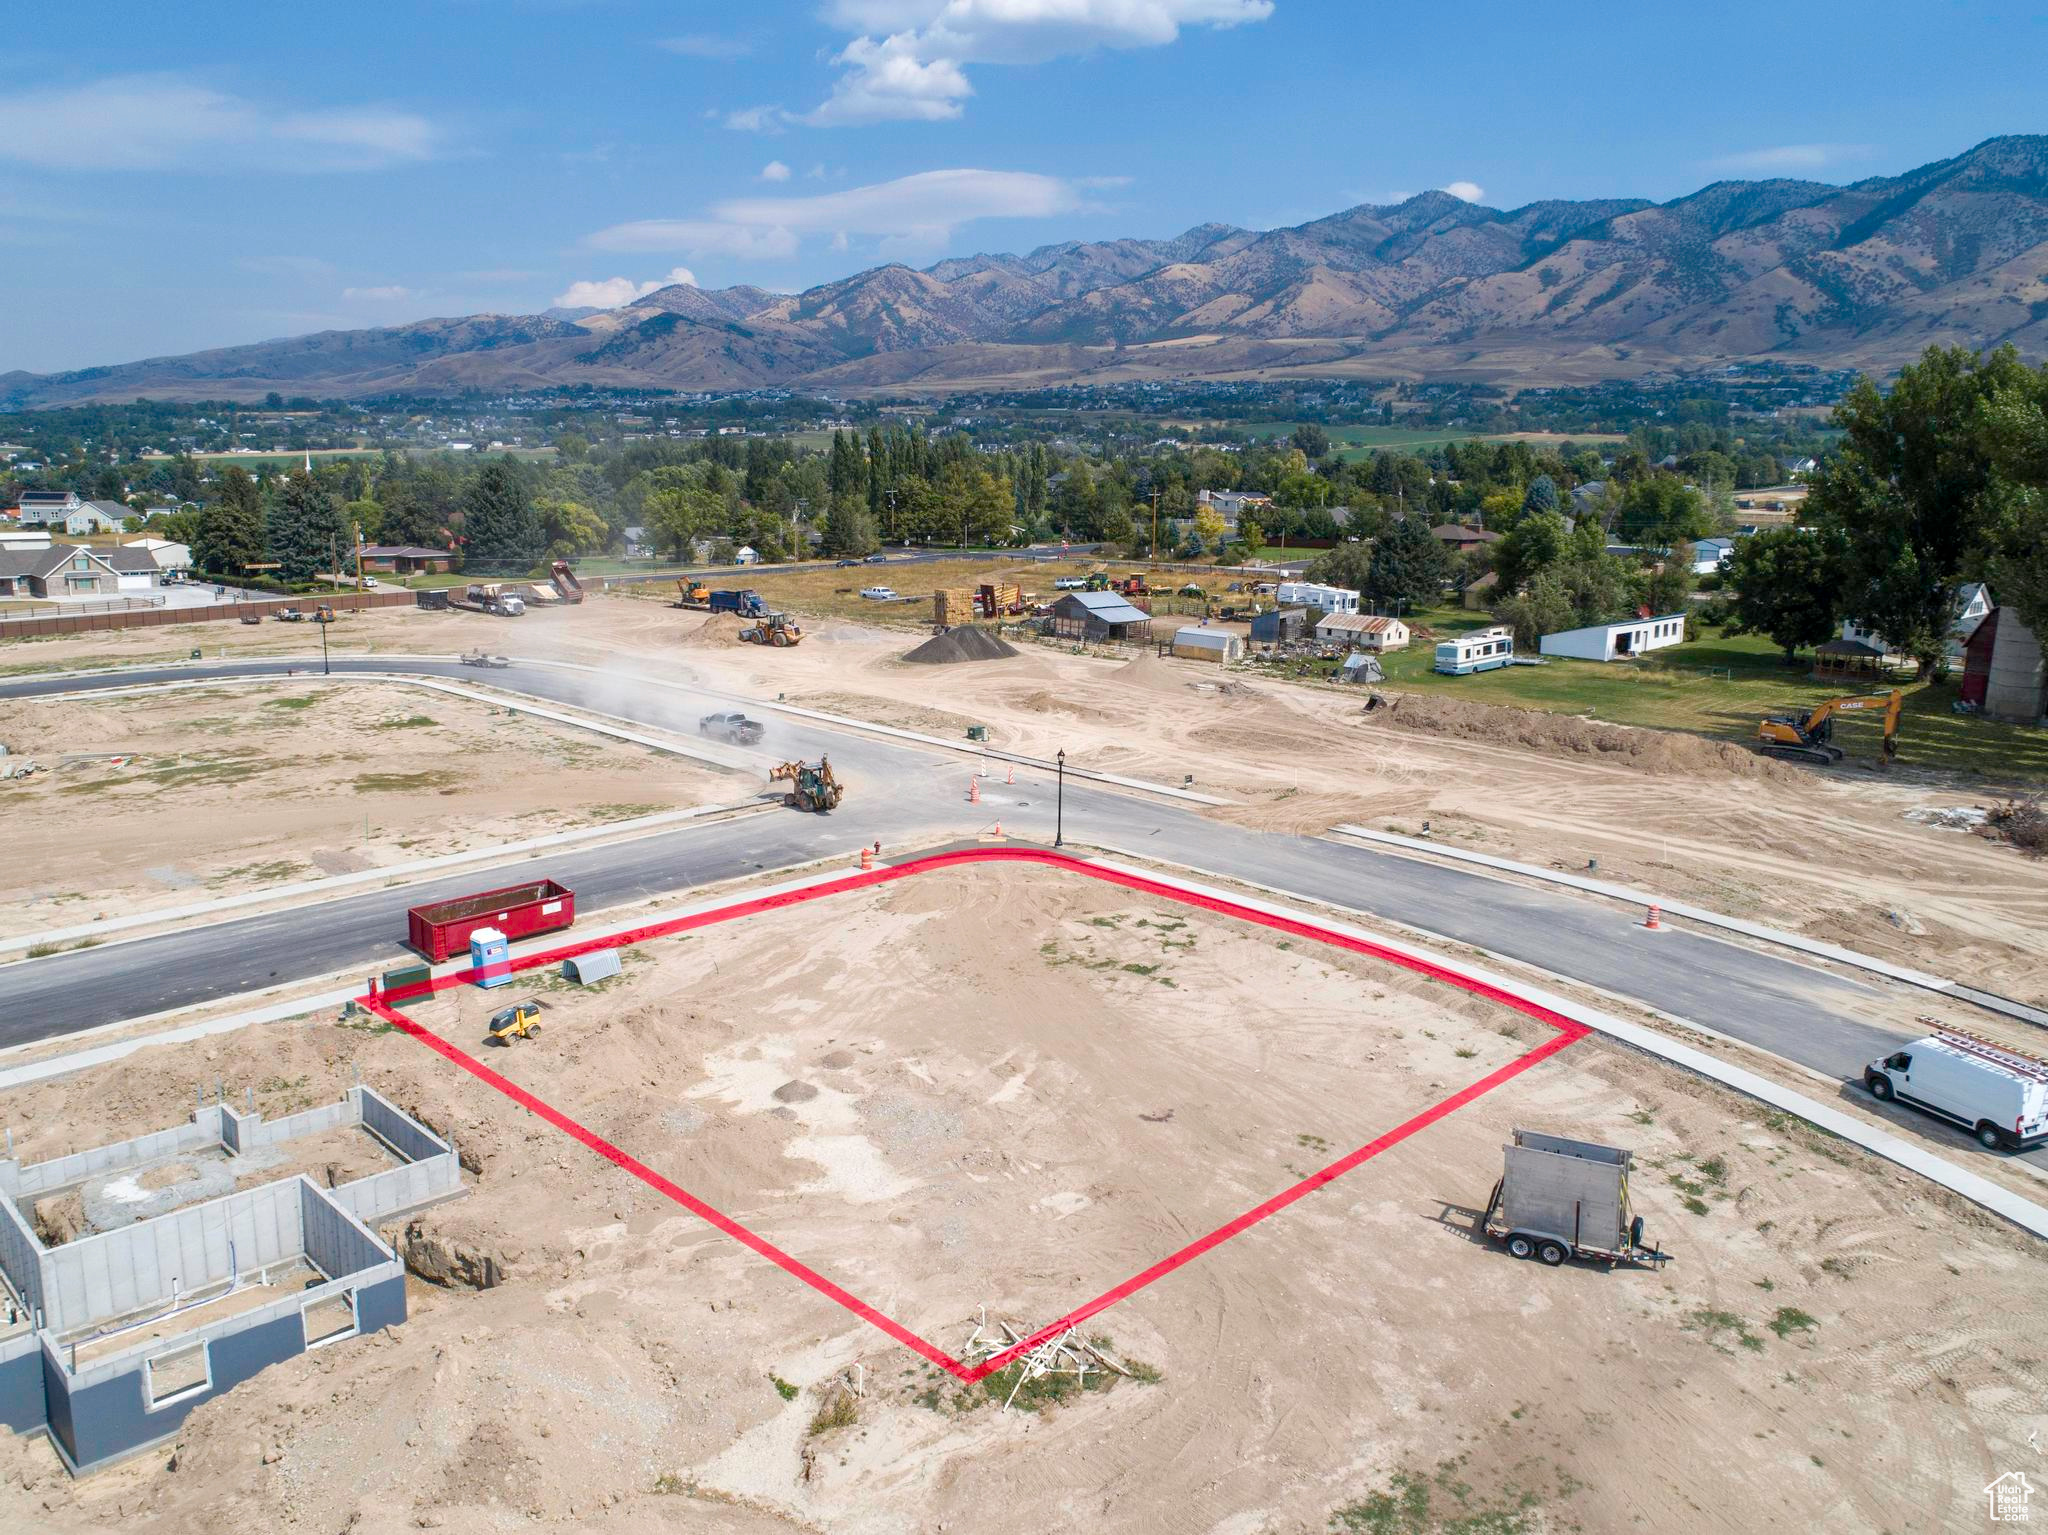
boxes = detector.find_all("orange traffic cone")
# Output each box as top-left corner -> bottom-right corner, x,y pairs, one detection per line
1644,904 -> 1662,930
859,846 -> 874,871
968,778 -> 980,805
992,820 -> 1003,838
1006,765 -> 1015,785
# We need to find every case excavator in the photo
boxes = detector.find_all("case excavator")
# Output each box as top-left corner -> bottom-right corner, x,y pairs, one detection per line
1756,689 -> 1901,765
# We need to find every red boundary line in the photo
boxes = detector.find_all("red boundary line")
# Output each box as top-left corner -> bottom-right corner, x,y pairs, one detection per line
359,847 -> 1587,1382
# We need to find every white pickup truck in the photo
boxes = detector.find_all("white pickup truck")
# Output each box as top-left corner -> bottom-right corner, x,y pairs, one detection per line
1865,1029 -> 2048,1151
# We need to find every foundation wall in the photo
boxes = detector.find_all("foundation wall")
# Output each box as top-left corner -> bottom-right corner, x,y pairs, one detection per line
0,1332 -> 44,1435
2,1108 -> 225,1200
41,1178 -> 303,1334
0,1195 -> 46,1324
359,1088 -> 449,1163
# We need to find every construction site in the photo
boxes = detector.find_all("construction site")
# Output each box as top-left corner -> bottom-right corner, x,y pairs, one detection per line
0,571 -> 2045,1532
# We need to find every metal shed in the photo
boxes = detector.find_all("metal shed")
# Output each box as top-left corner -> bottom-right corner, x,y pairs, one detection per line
1250,607 -> 1307,644
1171,626 -> 1240,662
1050,591 -> 1153,644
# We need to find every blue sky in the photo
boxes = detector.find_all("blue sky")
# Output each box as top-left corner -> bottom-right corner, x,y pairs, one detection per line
2,0 -> 2040,374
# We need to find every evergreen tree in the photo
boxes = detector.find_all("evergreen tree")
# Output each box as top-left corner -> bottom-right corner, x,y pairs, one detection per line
266,470 -> 348,583
194,465 -> 266,577
461,459 -> 542,572
1365,513 -> 1453,604
820,500 -> 880,558
1522,474 -> 1559,520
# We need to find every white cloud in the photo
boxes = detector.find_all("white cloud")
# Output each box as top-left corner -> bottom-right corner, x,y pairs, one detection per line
760,160 -> 792,182
1704,143 -> 1877,174
1442,181 -> 1485,203
0,75 -> 441,171
552,268 -> 699,309
342,284 -> 416,302
725,105 -> 788,134
659,34 -> 752,60
806,0 -> 1273,125
586,168 -> 1082,261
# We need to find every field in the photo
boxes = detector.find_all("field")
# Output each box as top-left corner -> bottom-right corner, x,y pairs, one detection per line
0,679 -> 738,939
2,858 -> 2040,1531
1196,421 -> 1631,461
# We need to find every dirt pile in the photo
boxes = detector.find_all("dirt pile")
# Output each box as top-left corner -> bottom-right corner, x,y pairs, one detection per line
1364,692 -> 1800,781
902,626 -> 1020,664
679,614 -> 750,648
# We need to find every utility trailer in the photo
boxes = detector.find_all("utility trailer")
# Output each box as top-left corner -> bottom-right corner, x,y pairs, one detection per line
1482,1129 -> 1670,1269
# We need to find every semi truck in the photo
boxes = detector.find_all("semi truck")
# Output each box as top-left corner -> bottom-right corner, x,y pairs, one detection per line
1864,1028 -> 2048,1150
1481,1129 -> 1670,1269
457,583 -> 526,616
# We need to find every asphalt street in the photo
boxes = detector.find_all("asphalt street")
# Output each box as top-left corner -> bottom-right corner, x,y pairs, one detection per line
6,655 -> 2024,1166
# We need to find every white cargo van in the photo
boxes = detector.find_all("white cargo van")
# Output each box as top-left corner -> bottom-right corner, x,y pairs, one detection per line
1864,1030 -> 2048,1151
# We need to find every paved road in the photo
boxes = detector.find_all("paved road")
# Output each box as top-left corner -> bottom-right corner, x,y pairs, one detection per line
7,657 -> 2028,1168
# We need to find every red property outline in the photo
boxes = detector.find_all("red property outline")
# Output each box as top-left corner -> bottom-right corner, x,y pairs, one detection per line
358,847 -> 1588,1382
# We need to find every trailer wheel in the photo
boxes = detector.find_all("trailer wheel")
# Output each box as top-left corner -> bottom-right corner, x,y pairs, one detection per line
1537,1241 -> 1568,1267
1977,1123 -> 2008,1151
1506,1234 -> 1535,1260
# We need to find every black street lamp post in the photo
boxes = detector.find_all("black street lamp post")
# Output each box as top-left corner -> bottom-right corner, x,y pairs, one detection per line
320,612 -> 331,676
1055,748 -> 1065,848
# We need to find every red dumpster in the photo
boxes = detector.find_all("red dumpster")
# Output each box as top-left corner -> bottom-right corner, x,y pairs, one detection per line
406,878 -> 575,963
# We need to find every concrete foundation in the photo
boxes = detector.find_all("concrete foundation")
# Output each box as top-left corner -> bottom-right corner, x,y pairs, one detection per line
0,1087 -> 460,1473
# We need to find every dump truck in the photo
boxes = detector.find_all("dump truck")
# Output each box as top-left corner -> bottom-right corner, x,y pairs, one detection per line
769,756 -> 843,812
708,589 -> 766,617
1481,1129 -> 1670,1269
739,612 -> 803,647
549,560 -> 584,604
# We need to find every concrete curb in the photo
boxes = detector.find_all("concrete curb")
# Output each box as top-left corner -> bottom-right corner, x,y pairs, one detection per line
1088,842 -> 2048,1241
1327,823 -> 2048,1029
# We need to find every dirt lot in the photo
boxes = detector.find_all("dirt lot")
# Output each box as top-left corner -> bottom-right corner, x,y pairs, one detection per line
0,863 -> 2039,1532
5,591 -> 2043,1002
0,680 -> 736,938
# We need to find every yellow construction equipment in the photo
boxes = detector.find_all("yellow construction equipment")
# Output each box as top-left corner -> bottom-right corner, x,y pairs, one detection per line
673,581 -> 711,609
739,612 -> 803,647
486,997 -> 546,1045
1757,689 -> 1902,765
769,756 -> 844,812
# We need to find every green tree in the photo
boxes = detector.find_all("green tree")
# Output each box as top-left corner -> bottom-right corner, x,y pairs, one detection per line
819,499 -> 880,558
194,466 -> 266,577
1614,476 -> 1713,546
1979,354 -> 2048,641
646,487 -> 722,561
1809,345 -> 2032,675
266,471 -> 348,583
1725,527 -> 1848,661
1364,514 -> 1452,605
1494,510 -> 1569,593
1290,424 -> 1331,460
462,460 -> 542,572
1522,474 -> 1559,521
1305,541 -> 1373,595
1190,505 -> 1228,557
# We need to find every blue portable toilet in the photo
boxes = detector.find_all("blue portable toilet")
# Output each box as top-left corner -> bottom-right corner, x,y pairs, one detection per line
470,925 -> 512,988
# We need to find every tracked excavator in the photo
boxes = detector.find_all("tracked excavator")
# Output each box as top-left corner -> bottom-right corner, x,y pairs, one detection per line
1756,689 -> 1902,765
770,756 -> 844,812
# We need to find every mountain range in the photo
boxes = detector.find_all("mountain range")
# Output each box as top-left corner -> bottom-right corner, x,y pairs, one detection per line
6,136 -> 2046,407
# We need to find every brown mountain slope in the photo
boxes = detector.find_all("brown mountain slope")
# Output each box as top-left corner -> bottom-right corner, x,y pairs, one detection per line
6,137 -> 2045,405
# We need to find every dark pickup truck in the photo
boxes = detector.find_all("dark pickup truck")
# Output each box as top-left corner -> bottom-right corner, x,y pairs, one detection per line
698,710 -> 766,745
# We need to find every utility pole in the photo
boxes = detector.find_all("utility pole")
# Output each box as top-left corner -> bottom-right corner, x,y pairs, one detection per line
1054,749 -> 1065,849
1150,490 -> 1159,567
352,521 -> 365,592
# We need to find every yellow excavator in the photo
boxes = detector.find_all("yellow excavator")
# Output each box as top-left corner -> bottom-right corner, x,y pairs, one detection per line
769,756 -> 844,812
1757,690 -> 1902,766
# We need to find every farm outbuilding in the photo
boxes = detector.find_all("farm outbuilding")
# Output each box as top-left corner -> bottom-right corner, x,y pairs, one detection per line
1538,613 -> 1687,662
1050,591 -> 1153,644
1313,612 -> 1409,651
1250,607 -> 1308,644
1171,626 -> 1241,663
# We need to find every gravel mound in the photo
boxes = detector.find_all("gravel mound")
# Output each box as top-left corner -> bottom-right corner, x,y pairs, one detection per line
903,626 -> 1020,664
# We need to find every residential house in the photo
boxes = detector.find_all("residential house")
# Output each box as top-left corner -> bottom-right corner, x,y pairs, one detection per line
11,490 -> 80,527
1430,523 -> 1501,553
124,537 -> 193,572
62,501 -> 132,536
1312,612 -> 1410,651
1195,489 -> 1272,523
0,544 -> 127,598
1691,536 -> 1735,575
360,544 -> 455,575
1842,581 -> 1992,665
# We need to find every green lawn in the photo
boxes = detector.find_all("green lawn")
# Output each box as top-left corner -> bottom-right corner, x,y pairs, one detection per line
1267,605 -> 2048,783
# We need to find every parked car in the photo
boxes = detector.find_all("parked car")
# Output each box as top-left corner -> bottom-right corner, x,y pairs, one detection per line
1053,576 -> 1087,590
860,586 -> 898,601
834,558 -> 859,567
1865,1029 -> 2048,1150
864,552 -> 889,563
698,711 -> 765,745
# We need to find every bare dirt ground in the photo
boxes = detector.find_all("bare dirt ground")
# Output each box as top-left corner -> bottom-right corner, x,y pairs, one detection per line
0,679 -> 735,939
0,864 -> 2040,1533
6,593 -> 2043,1001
